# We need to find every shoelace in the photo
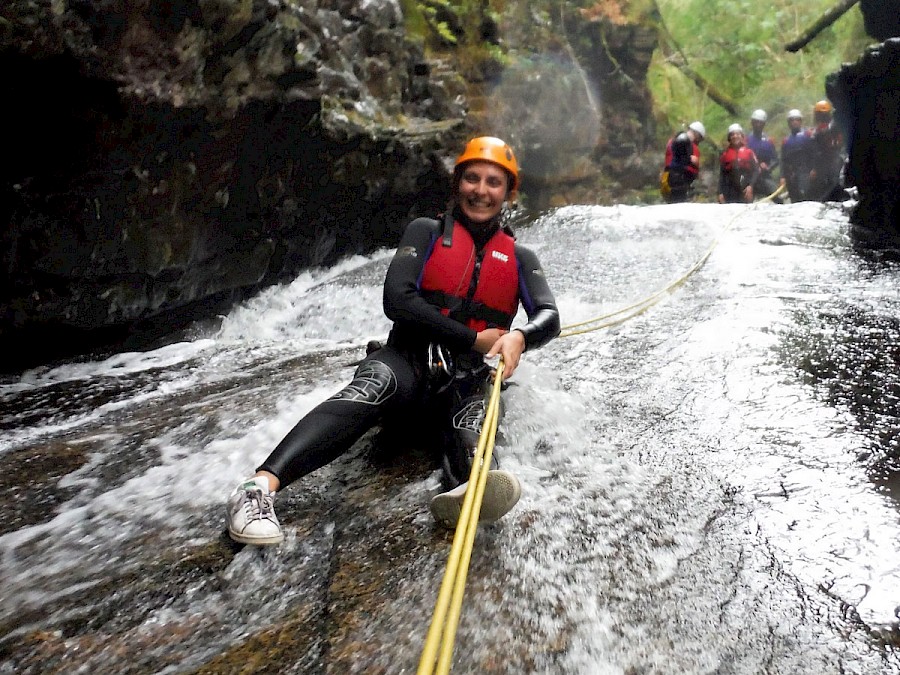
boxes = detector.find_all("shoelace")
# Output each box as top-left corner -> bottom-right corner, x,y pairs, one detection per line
243,488 -> 276,522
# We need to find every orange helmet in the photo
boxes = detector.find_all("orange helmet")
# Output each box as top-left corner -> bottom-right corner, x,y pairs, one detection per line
454,136 -> 519,200
814,100 -> 833,114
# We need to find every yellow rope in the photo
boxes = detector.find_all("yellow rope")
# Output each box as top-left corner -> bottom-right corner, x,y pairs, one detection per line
418,362 -> 505,675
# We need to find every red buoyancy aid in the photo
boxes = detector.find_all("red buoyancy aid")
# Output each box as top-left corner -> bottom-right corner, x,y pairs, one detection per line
419,221 -> 520,332
720,146 -> 756,175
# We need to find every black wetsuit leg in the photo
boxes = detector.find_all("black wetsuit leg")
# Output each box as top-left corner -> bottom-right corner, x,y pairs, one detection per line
439,370 -> 504,489
666,169 -> 692,203
258,346 -> 421,488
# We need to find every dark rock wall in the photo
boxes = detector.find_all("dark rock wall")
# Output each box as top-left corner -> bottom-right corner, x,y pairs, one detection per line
0,0 -> 466,370
827,2 -> 900,252
860,0 -> 900,41
477,5 -> 659,206
575,15 -> 659,192
828,39 -> 900,250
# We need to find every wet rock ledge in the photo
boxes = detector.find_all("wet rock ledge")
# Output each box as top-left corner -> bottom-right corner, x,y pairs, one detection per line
0,0 -> 468,371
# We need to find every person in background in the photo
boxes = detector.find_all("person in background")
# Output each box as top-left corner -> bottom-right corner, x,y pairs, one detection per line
807,99 -> 846,202
780,109 -> 813,203
717,123 -> 760,204
662,121 -> 706,203
745,109 -> 780,201
225,136 -> 561,545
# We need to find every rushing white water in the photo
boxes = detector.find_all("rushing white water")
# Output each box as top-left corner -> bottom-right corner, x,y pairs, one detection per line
1,202 -> 899,674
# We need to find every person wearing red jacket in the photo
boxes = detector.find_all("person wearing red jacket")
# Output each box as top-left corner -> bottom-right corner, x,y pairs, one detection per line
718,124 -> 760,203
225,137 -> 561,545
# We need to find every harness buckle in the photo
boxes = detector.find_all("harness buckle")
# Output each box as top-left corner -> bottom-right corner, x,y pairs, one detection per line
427,342 -> 455,394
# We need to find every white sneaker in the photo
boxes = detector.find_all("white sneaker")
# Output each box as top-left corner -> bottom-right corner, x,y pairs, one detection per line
429,470 -> 522,528
226,476 -> 284,545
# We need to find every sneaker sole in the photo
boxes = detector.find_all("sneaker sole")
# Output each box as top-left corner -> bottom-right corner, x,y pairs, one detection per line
227,528 -> 284,546
430,470 -> 521,527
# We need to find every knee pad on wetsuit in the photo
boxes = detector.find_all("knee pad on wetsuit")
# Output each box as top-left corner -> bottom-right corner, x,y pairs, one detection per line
328,359 -> 398,406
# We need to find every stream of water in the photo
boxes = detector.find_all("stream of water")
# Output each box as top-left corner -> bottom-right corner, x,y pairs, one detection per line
2,202 -> 899,674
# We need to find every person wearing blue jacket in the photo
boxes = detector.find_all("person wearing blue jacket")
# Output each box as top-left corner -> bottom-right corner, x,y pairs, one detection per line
745,109 -> 780,201
781,109 -> 813,203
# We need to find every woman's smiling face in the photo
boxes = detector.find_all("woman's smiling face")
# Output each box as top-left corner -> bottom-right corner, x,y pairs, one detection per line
457,160 -> 510,223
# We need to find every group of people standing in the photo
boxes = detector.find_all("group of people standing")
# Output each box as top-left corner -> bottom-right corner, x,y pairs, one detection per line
662,100 -> 846,204
781,101 -> 846,203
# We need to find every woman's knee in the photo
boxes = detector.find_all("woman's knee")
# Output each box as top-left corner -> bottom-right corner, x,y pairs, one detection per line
328,358 -> 401,406
360,348 -> 419,402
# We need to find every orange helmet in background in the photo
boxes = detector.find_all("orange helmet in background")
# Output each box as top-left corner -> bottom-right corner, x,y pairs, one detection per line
814,100 -> 833,114
454,136 -> 519,201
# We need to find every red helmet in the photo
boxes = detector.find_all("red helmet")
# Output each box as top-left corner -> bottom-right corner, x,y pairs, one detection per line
814,100 -> 833,114
454,137 -> 519,200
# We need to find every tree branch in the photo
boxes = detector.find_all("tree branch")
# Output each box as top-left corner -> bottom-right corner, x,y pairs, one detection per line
652,3 -> 740,115
785,0 -> 860,52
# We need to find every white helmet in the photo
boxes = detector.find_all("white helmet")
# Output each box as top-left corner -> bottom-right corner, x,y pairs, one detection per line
688,121 -> 706,140
728,123 -> 744,135
787,109 -> 803,120
751,109 -> 767,122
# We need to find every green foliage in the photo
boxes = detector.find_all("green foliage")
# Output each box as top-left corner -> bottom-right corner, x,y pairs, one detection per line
650,0 -> 872,145
422,4 -> 458,45
399,0 -> 514,78
398,0 -> 429,40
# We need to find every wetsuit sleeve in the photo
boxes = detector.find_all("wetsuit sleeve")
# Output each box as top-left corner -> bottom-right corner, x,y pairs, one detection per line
513,244 -> 561,351
383,217 -> 477,353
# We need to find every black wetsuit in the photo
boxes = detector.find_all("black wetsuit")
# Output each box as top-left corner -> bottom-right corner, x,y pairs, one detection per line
665,132 -> 698,203
259,207 -> 561,490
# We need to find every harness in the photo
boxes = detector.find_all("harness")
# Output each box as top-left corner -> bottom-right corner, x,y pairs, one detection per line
418,214 -> 519,333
